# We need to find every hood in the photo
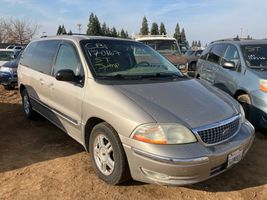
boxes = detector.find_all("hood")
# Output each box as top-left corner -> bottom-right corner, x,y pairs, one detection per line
163,54 -> 188,65
249,68 -> 267,79
2,59 -> 18,68
114,79 -> 239,129
0,61 -> 8,66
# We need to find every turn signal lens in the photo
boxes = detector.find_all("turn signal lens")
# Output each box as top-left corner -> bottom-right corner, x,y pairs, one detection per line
260,80 -> 267,93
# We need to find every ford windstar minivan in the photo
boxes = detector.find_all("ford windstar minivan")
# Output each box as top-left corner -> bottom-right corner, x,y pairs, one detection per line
18,35 -> 254,185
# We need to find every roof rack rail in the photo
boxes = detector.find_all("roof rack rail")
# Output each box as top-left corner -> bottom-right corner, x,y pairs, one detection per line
211,37 -> 254,43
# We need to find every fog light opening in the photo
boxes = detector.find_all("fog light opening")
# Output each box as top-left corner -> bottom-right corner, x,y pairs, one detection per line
141,168 -> 170,181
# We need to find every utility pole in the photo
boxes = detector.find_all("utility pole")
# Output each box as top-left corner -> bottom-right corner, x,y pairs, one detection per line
77,24 -> 82,34
240,27 -> 243,38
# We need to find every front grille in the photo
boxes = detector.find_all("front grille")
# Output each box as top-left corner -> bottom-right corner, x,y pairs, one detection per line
195,116 -> 240,145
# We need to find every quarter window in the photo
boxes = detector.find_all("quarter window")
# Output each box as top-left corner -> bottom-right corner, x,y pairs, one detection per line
20,40 -> 60,75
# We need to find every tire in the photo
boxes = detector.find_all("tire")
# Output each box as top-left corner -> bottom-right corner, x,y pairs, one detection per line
237,94 -> 251,120
89,122 -> 130,185
21,89 -> 38,120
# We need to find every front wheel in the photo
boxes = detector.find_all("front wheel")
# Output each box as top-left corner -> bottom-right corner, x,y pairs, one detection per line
237,94 -> 251,119
89,122 -> 130,185
21,89 -> 38,119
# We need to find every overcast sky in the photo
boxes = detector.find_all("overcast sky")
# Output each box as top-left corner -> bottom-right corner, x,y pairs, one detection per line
1,0 -> 267,45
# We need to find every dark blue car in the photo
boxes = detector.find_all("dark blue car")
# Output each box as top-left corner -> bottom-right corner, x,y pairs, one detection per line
0,51 -> 22,90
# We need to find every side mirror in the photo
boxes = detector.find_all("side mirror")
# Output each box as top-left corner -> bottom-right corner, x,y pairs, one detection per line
222,61 -> 236,70
55,69 -> 75,82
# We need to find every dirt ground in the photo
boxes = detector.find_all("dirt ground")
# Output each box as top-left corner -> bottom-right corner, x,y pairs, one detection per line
0,85 -> 267,200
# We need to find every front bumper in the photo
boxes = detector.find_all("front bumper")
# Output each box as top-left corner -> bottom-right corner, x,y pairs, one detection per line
122,120 -> 254,185
250,90 -> 267,128
0,72 -> 17,86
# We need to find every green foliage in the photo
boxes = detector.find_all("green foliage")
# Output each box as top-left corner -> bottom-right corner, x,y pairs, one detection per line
140,16 -> 149,35
173,23 -> 181,43
150,22 -> 159,35
56,25 -> 62,35
86,13 -> 102,36
159,22 -> 166,35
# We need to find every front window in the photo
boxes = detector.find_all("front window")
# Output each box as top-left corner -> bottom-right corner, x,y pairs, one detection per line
242,44 -> 267,69
0,51 -> 14,61
81,39 -> 183,81
141,39 -> 181,55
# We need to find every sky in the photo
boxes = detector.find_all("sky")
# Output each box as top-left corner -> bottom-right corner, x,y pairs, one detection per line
1,0 -> 267,45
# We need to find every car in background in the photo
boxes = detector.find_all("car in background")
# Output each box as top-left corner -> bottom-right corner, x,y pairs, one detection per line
18,35 -> 254,186
185,49 -> 203,77
136,36 -> 188,74
0,50 -> 23,89
196,38 -> 267,129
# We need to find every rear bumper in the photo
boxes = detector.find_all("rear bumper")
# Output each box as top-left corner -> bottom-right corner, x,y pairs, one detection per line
122,120 -> 254,185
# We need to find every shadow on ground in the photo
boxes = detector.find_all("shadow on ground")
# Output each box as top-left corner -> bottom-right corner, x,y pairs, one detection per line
0,102 -> 84,173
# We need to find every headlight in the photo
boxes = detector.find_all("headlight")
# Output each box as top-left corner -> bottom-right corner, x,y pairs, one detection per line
0,66 -> 12,73
259,79 -> 267,93
178,64 -> 186,71
239,104 -> 245,123
132,124 -> 197,144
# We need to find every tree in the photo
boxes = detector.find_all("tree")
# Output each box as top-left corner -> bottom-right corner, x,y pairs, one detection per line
56,25 -> 62,35
181,28 -> 186,43
197,40 -> 201,47
101,22 -> 108,36
3,18 -> 39,44
120,29 -> 127,38
0,18 -> 10,43
173,23 -> 181,43
110,27 -> 117,37
140,16 -> 149,35
68,29 -> 73,35
61,25 -> 67,35
86,13 -> 102,36
150,22 -> 159,35
159,22 -> 166,35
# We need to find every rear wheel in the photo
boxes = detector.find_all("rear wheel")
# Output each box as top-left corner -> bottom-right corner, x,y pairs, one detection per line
22,89 -> 38,119
89,122 -> 130,185
237,94 -> 251,119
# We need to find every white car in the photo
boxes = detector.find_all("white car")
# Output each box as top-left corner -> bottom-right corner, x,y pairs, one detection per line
0,49 -> 16,66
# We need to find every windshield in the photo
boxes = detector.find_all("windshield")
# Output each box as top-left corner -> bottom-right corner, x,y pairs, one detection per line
81,39 -> 183,80
242,44 -> 267,68
0,51 -> 14,61
140,39 -> 181,55
185,50 -> 194,56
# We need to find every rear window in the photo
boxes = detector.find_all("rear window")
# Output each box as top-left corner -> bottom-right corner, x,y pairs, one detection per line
21,40 -> 60,75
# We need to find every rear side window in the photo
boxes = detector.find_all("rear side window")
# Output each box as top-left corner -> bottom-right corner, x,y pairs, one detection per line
21,40 -> 60,75
207,44 -> 227,64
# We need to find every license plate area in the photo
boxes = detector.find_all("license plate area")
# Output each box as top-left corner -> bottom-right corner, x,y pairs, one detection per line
227,149 -> 243,168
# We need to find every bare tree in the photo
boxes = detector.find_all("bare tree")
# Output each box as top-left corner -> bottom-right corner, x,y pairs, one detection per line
0,18 -> 40,44
0,18 -> 10,43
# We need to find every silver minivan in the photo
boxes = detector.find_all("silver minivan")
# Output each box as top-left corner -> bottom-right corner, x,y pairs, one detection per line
18,35 -> 254,185
196,39 -> 267,129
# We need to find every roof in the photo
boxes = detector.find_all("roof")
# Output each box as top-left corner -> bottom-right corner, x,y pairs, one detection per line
212,38 -> 267,45
0,49 -> 15,52
33,35 -> 134,43
135,35 -> 176,41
